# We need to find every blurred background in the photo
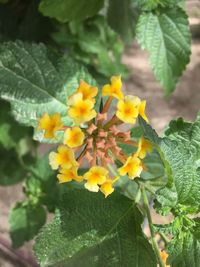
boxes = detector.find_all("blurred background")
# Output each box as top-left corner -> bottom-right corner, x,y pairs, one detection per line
0,0 -> 199,266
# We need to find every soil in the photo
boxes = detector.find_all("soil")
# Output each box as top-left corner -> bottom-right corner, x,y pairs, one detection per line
0,2 -> 199,266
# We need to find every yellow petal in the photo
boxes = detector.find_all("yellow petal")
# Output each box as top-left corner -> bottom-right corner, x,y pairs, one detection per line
84,182 -> 99,192
77,80 -> 98,100
64,127 -> 85,148
100,180 -> 114,197
139,100 -> 149,122
49,152 -> 59,170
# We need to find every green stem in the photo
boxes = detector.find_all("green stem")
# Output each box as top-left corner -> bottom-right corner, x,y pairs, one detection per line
141,187 -> 165,267
159,232 -> 170,245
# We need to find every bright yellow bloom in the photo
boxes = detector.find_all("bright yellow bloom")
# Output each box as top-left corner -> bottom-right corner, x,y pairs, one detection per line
38,113 -> 62,139
68,93 -> 96,124
49,145 -> 78,170
84,166 -> 108,192
76,80 -> 98,102
160,251 -> 170,267
64,127 -> 85,148
102,75 -> 124,100
136,136 -> 153,159
118,156 -> 143,179
139,100 -> 149,122
116,95 -> 141,124
100,177 -> 119,197
57,167 -> 83,183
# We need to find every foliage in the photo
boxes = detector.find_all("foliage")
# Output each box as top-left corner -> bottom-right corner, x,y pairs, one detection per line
34,190 -> 157,267
0,1 -> 197,267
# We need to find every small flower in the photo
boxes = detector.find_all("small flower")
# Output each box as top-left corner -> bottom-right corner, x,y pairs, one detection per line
139,100 -> 149,122
64,127 -> 85,148
38,113 -> 62,139
100,177 -> 119,198
118,156 -> 143,179
57,167 -> 83,183
76,80 -> 98,102
102,75 -> 124,100
68,93 -> 96,124
136,136 -> 153,159
160,251 -> 170,267
116,95 -> 141,124
84,166 -> 108,192
49,145 -> 78,170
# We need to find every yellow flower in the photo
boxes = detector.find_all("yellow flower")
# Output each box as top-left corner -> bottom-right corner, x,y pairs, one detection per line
64,127 -> 85,148
116,95 -> 141,124
84,166 -> 108,192
57,167 -> 83,183
136,136 -> 153,159
160,251 -> 170,267
49,145 -> 78,170
139,100 -> 149,122
102,75 -> 124,100
76,80 -> 98,102
68,93 -> 97,124
38,113 -> 62,139
118,156 -> 143,179
100,177 -> 119,197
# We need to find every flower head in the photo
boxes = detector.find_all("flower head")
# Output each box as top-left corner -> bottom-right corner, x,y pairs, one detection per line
38,113 -> 62,139
49,145 -> 78,170
136,136 -> 153,159
68,93 -> 96,124
118,156 -> 143,179
37,76 -> 152,198
64,127 -> 85,148
160,251 -> 170,267
57,167 -> 83,183
84,166 -> 108,192
76,80 -> 98,102
102,75 -> 124,100
116,95 -> 141,124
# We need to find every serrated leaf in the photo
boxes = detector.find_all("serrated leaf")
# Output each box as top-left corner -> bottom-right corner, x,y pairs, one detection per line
167,232 -> 200,267
9,202 -> 46,248
157,113 -> 200,208
34,190 -> 157,267
39,0 -> 104,23
138,116 -> 160,145
136,7 -> 191,95
0,41 -> 95,130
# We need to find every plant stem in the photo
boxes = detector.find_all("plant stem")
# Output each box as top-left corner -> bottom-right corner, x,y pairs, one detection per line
159,232 -> 170,245
141,187 -> 165,267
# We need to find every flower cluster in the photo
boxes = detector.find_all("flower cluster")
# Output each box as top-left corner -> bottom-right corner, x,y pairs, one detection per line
38,76 -> 153,197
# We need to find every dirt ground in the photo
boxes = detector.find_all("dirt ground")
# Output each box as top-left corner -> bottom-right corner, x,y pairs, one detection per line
0,2 -> 200,266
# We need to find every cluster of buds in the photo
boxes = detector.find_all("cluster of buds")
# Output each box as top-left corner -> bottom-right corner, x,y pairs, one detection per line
38,76 -> 153,197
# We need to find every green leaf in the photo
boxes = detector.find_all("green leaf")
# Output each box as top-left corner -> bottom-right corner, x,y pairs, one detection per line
9,202 -> 46,248
34,190 -> 157,267
136,7 -> 191,95
107,0 -> 137,43
0,146 -> 27,185
0,41 -> 95,128
39,0 -> 104,23
134,0 -> 184,11
138,116 -> 160,145
167,232 -> 200,267
157,113 -> 200,209
52,16 -> 128,78
0,99 -> 33,150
